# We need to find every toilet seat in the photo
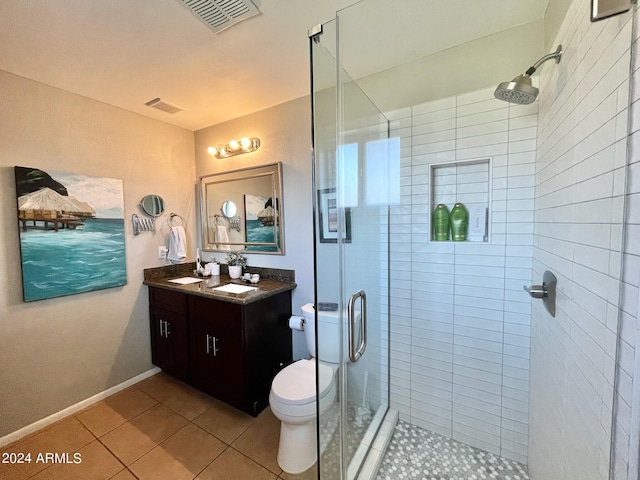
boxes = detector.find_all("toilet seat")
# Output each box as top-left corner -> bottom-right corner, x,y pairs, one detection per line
270,359 -> 335,418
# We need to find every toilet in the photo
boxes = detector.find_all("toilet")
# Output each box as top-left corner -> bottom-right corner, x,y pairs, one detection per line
269,303 -> 339,474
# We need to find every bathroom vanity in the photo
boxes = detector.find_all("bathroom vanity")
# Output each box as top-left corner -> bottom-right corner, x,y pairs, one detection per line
144,264 -> 295,416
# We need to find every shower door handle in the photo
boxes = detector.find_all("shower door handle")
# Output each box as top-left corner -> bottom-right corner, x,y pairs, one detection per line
348,290 -> 367,363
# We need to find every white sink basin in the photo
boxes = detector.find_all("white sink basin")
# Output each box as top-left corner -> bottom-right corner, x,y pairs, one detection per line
212,283 -> 257,294
167,277 -> 203,285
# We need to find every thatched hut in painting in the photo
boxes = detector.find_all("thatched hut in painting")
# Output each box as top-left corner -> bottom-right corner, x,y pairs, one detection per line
67,196 -> 96,219
17,187 -> 93,231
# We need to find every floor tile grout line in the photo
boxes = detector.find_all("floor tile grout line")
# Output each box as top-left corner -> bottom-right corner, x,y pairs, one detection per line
71,386 -> 160,438
190,443 -> 232,480
94,433 -> 130,476
227,444 -> 284,477
6,374 -> 292,480
22,416 -> 100,480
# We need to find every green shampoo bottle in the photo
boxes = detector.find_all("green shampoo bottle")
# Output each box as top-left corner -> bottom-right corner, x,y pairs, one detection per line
432,204 -> 450,241
450,202 -> 468,241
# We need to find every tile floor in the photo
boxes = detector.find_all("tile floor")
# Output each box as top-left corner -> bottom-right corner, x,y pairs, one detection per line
0,373 -> 317,480
375,420 -> 529,480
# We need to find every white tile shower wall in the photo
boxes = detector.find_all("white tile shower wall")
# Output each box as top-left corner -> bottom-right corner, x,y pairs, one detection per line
531,0 -> 631,479
386,85 -> 537,464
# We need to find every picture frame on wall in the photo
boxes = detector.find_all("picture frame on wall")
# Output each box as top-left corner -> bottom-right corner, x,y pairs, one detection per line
14,166 -> 127,302
317,188 -> 351,243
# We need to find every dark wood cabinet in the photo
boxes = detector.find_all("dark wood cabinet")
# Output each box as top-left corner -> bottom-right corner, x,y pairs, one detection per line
148,288 -> 189,382
189,298 -> 244,408
148,286 -> 292,416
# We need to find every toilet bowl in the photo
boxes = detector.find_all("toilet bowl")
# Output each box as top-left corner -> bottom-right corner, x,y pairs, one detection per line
269,358 -> 336,473
269,303 -> 340,474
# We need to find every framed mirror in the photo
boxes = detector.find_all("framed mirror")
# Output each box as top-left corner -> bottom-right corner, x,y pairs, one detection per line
140,194 -> 165,217
200,162 -> 284,254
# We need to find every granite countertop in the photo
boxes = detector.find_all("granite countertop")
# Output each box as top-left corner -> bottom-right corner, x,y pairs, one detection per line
143,262 -> 296,305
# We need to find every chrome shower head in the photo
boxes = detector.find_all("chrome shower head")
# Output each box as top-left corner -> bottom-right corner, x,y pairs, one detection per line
494,44 -> 563,105
494,74 -> 539,105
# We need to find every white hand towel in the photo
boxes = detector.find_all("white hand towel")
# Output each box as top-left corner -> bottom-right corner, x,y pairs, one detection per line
216,225 -> 231,251
167,225 -> 187,262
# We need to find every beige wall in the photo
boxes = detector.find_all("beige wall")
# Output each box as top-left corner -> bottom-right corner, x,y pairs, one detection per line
194,97 -> 315,358
0,70 -> 196,437
356,20 -> 545,114
544,0 -> 573,51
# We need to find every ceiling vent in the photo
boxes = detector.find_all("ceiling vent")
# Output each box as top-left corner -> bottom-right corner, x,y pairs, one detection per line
177,0 -> 260,34
144,98 -> 184,115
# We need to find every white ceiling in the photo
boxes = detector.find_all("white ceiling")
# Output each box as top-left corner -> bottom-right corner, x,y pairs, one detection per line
0,0 -> 549,131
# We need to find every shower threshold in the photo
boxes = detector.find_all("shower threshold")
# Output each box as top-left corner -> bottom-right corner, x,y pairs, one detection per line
351,407 -> 399,480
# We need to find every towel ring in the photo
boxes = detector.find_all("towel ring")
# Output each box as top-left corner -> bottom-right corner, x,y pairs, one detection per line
168,212 -> 184,227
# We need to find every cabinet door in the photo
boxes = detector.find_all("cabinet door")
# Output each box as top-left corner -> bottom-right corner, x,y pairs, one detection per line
149,305 -> 189,382
189,311 -> 243,408
243,291 -> 293,412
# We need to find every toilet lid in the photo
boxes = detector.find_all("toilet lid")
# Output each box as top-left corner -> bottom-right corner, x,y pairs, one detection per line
271,359 -> 333,406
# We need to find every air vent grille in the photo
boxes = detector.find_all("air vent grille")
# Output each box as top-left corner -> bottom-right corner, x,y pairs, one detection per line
177,0 -> 260,34
144,98 -> 184,115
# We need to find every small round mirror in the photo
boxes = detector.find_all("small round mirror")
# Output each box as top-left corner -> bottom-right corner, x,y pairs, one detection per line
221,200 -> 237,218
140,194 -> 165,217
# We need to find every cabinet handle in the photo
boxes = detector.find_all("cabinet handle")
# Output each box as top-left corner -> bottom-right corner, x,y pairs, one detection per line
206,334 -> 219,356
165,321 -> 171,337
159,319 -> 165,337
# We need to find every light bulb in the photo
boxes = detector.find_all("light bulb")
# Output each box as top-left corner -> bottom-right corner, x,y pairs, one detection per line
207,146 -> 217,156
240,137 -> 252,149
228,139 -> 240,151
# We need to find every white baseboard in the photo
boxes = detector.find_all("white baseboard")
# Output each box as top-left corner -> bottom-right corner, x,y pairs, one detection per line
0,367 -> 161,448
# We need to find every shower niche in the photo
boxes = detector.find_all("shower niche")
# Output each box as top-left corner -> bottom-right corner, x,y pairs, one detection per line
429,157 -> 491,243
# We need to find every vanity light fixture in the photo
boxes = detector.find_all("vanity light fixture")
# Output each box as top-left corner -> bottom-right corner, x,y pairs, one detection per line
207,137 -> 260,159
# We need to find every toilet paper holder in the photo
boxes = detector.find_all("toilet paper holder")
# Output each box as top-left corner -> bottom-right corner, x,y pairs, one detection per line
289,315 -> 305,331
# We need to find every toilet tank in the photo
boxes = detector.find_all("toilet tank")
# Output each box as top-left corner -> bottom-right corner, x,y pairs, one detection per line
301,303 -> 339,363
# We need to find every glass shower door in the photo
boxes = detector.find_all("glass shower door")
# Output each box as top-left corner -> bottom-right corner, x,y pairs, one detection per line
311,19 -> 393,480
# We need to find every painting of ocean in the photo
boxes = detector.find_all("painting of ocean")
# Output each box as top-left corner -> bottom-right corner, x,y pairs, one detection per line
19,219 -> 126,301
245,219 -> 278,252
15,166 -> 127,302
244,194 -> 279,252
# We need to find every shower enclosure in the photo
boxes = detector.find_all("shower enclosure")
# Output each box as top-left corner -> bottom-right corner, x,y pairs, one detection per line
310,1 -> 634,479
311,16 -> 395,479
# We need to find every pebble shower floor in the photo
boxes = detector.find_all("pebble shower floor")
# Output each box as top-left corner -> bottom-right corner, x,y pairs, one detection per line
375,420 -> 529,480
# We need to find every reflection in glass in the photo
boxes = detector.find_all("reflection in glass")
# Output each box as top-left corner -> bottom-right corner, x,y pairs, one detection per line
140,194 -> 165,217
199,163 -> 284,254
221,200 -> 237,218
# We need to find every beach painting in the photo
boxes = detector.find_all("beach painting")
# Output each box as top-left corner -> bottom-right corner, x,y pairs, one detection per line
14,166 -> 127,302
244,194 -> 278,252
